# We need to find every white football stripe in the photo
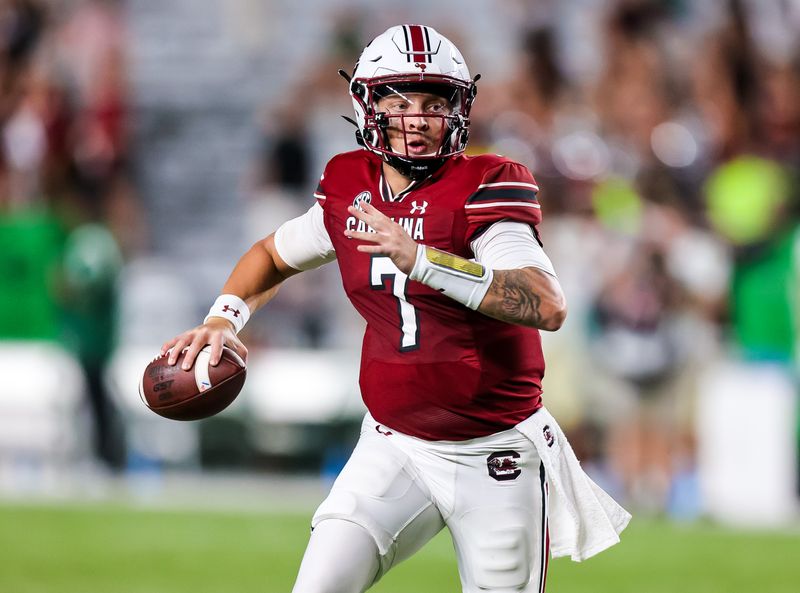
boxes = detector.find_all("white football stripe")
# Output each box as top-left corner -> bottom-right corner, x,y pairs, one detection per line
194,347 -> 213,392
465,202 -> 541,209
477,182 -> 539,191
225,348 -> 246,368
313,193 -> 326,200
139,367 -> 148,406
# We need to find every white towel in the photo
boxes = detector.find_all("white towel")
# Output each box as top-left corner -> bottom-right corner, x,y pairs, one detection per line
516,407 -> 632,561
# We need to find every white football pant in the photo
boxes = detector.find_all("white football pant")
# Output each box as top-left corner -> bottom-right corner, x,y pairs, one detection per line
292,413 -> 549,593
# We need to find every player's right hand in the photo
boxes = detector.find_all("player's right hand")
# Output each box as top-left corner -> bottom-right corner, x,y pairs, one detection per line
160,318 -> 248,370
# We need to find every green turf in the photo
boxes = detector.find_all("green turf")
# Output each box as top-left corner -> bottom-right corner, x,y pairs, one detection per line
1,502 -> 798,593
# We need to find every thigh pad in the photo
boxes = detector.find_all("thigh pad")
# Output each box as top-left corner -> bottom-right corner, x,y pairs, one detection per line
312,430 -> 437,560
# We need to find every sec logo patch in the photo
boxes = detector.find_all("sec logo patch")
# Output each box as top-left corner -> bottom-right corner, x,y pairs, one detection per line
353,191 -> 372,211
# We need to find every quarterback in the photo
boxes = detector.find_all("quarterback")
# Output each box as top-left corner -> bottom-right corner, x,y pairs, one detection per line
163,24 -> 630,593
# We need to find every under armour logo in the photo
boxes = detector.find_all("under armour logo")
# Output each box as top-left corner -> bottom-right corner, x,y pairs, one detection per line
410,200 -> 428,214
414,62 -> 427,71
222,305 -> 240,317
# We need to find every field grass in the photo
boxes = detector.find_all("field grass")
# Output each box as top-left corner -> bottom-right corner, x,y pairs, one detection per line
1,502 -> 799,593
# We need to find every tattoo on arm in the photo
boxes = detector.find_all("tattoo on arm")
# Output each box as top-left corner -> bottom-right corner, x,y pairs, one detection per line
479,268 -> 564,329
496,271 -> 543,325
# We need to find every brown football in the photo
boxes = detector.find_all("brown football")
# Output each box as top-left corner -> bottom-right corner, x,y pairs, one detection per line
139,346 -> 246,421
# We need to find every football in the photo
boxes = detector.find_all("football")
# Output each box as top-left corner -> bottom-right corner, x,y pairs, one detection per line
139,345 -> 246,421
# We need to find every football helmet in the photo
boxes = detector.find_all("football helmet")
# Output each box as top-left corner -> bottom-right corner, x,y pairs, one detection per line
347,25 -> 479,180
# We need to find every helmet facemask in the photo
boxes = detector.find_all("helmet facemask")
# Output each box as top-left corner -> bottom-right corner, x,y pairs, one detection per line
351,74 -> 477,179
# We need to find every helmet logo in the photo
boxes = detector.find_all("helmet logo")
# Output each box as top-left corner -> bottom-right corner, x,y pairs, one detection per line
414,62 -> 427,71
353,191 -> 372,211
410,200 -> 428,214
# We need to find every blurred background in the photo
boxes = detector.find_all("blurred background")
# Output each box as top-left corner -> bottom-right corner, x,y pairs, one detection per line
0,0 -> 799,590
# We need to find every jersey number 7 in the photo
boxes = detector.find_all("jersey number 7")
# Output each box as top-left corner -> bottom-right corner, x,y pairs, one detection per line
370,256 -> 420,352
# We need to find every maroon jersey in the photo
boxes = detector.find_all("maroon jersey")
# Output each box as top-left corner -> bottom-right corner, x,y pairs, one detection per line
317,150 -> 546,440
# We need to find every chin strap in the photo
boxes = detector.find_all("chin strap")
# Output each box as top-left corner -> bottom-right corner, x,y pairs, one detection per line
384,153 -> 439,180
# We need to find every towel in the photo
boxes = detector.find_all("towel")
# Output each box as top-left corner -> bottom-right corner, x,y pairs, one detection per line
516,407 -> 632,561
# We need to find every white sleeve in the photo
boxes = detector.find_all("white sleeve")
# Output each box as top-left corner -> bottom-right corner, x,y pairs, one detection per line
470,221 -> 557,276
273,202 -> 336,271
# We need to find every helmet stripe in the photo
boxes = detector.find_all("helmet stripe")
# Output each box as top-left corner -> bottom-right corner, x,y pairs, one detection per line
402,25 -> 412,62
408,25 -> 426,64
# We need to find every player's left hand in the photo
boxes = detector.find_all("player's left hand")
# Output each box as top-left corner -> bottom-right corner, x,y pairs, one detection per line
344,202 -> 418,274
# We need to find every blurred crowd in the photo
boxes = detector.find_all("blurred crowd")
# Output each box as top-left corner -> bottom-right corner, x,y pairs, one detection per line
1,0 -> 798,517
0,0 -> 135,469
0,0 -> 138,246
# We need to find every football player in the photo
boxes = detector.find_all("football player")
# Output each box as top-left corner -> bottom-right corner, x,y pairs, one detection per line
162,24 -> 629,593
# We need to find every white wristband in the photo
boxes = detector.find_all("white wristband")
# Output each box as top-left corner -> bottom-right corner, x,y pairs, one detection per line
409,245 -> 493,310
204,294 -> 251,334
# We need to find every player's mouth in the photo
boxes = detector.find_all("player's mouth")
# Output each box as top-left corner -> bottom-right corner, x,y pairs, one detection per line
406,137 -> 433,155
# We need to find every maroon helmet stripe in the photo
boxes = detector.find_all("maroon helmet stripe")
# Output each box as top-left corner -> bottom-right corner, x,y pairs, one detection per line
408,25 -> 426,63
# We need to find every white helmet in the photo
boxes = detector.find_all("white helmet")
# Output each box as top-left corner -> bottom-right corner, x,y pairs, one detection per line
344,25 -> 479,179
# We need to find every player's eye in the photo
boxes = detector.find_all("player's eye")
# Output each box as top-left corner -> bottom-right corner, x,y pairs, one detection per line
385,101 -> 409,113
426,102 -> 449,114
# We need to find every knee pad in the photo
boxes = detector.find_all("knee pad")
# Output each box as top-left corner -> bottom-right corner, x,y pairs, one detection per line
292,519 -> 379,593
452,507 -> 540,591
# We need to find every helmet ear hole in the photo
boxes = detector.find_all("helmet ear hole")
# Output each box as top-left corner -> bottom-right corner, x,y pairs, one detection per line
351,81 -> 367,101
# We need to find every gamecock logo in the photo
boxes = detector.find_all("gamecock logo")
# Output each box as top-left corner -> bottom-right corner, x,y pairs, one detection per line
487,450 -> 521,481
543,425 -> 555,448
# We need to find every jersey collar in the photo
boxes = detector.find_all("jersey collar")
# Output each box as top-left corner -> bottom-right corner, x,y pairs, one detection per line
377,154 -> 462,202
379,173 -> 418,203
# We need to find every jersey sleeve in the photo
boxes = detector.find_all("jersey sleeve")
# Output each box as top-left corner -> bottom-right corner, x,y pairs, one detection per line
273,202 -> 336,271
313,169 -> 328,207
464,161 -> 542,244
